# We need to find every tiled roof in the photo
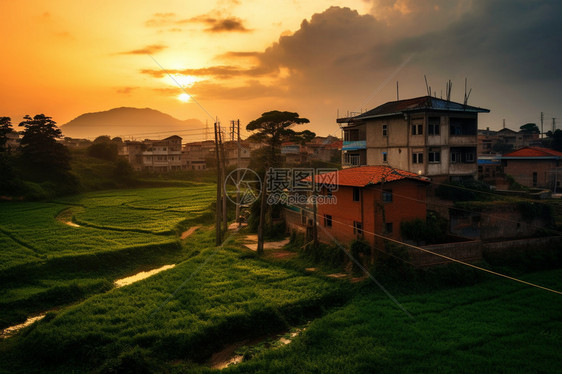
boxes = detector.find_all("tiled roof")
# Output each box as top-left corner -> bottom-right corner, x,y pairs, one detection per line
502,147 -> 562,158
309,165 -> 429,187
338,96 -> 489,122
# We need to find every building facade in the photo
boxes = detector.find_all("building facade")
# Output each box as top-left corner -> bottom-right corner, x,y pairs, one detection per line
501,147 -> 562,190
285,166 -> 429,263
339,96 -> 489,181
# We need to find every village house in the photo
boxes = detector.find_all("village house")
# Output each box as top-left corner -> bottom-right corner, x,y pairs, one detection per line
478,127 -> 541,155
338,96 -> 489,182
285,165 -> 429,263
501,147 -> 562,190
119,135 -> 182,172
182,140 -> 215,170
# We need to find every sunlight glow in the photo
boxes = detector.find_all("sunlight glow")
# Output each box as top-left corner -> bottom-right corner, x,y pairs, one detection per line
177,93 -> 191,102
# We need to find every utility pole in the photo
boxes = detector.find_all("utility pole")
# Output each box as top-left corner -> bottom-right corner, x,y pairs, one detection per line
218,124 -> 228,234
553,118 -> 557,133
214,121 -> 222,245
541,112 -> 544,138
234,119 -> 241,227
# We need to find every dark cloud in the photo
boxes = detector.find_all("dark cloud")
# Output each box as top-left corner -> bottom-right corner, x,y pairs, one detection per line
187,15 -> 251,33
141,65 -> 273,79
119,44 -> 167,55
191,80 -> 285,100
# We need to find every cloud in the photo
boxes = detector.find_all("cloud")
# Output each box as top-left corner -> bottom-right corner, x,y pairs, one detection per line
119,44 -> 168,55
116,87 -> 138,95
138,3 -> 562,132
145,13 -> 176,27
141,65 -> 274,79
145,12 -> 250,33
187,15 -> 251,33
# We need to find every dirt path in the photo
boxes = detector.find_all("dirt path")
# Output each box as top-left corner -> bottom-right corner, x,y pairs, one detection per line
242,234 -> 290,252
114,264 -> 176,288
180,225 -> 202,239
55,208 -> 81,228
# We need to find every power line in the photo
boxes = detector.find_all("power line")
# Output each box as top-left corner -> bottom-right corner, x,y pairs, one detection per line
297,205 -> 562,296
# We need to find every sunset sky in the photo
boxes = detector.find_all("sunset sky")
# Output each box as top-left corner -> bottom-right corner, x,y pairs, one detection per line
1,0 -> 561,139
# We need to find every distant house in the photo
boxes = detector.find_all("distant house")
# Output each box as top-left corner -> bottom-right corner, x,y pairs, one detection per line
285,165 -> 429,263
120,135 -> 183,172
338,96 -> 489,182
182,140 -> 216,170
501,147 -> 562,190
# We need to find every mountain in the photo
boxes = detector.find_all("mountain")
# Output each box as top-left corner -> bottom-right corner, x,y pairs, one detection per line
60,107 -> 205,139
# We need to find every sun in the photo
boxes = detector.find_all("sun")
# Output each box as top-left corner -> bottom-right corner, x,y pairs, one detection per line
177,93 -> 191,102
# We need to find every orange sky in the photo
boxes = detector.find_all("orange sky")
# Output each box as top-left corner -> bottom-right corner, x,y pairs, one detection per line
1,0 -> 561,139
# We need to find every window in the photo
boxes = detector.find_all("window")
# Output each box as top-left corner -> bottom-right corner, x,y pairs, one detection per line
451,152 -> 461,163
353,187 -> 360,202
382,152 -> 388,163
382,124 -> 388,136
465,152 -> 475,163
345,153 -> 361,166
411,123 -> 423,135
324,215 -> 332,227
428,150 -> 441,163
412,152 -> 424,164
353,221 -> 363,236
382,190 -> 393,202
385,222 -> 393,234
533,172 -> 538,187
428,117 -> 440,135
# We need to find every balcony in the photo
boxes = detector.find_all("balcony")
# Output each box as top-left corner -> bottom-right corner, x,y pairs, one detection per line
342,140 -> 366,151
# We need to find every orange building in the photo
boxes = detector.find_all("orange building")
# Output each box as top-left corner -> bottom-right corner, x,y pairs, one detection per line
286,165 -> 429,260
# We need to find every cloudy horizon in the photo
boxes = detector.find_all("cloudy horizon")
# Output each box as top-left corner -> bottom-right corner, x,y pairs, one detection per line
1,0 -> 560,137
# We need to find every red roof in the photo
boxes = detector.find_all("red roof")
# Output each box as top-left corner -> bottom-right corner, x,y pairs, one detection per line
502,147 -> 562,158
309,165 -> 429,187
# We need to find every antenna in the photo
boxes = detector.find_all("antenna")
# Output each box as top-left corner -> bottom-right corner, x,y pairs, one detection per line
424,75 -> 430,96
463,78 -> 472,105
396,81 -> 399,101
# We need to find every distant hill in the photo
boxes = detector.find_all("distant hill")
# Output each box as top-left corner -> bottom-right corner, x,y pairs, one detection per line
60,107 -> 205,139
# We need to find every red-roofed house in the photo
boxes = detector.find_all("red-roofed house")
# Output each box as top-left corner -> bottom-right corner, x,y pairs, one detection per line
501,147 -> 562,190
286,165 -> 429,263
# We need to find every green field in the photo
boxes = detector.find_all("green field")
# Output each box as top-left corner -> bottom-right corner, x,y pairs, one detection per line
1,185 -> 561,373
0,185 -> 216,330
226,269 -> 562,373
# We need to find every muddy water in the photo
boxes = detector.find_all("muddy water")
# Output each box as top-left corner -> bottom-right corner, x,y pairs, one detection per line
1,314 -> 46,339
114,264 -> 176,288
209,328 -> 304,370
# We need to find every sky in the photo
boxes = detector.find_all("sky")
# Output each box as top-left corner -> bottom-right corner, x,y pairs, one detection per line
1,0 -> 561,139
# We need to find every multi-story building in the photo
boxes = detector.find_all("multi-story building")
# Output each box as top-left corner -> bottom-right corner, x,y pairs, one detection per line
120,135 -> 183,172
338,96 -> 489,181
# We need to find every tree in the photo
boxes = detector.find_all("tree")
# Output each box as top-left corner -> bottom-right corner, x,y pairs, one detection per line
246,110 -> 312,254
88,136 -> 119,161
0,117 -> 12,152
19,114 -> 71,173
247,111 -> 311,169
546,129 -> 562,152
520,123 -> 540,134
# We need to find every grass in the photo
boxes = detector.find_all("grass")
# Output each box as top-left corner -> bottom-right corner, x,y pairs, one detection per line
224,269 -> 562,374
0,229 -> 351,373
0,185 -> 215,331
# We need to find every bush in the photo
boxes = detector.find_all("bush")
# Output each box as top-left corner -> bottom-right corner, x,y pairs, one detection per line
436,178 -> 492,201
